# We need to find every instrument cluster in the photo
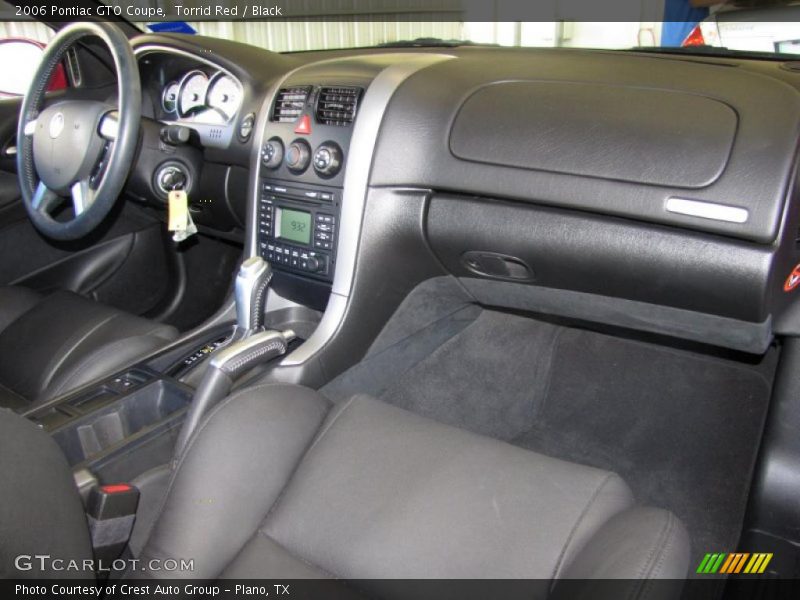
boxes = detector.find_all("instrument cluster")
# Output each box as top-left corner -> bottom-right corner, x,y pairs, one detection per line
161,69 -> 243,125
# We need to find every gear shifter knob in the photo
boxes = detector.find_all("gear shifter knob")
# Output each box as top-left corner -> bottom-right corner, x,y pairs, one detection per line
235,256 -> 272,332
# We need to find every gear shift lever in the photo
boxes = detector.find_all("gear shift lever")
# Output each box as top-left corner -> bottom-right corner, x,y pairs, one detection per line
235,255 -> 272,334
174,256 -> 286,456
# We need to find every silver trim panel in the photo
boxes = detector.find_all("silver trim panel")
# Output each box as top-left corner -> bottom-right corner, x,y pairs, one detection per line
666,197 -> 749,224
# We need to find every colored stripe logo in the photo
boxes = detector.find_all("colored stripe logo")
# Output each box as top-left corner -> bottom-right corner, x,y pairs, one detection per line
696,553 -> 773,575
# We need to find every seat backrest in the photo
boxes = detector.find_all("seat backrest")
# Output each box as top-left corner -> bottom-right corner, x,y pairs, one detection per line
0,408 -> 93,579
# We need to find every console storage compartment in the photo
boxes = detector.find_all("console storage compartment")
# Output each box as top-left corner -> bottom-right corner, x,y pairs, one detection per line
48,379 -> 191,473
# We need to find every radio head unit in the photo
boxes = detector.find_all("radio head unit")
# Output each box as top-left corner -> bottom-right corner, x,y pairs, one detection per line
257,179 -> 340,282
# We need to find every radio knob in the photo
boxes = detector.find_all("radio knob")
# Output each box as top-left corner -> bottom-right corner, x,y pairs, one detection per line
285,139 -> 311,173
306,256 -> 323,272
261,138 -> 284,169
313,142 -> 343,177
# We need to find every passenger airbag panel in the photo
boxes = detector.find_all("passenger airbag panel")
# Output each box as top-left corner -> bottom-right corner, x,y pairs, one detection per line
450,81 -> 736,188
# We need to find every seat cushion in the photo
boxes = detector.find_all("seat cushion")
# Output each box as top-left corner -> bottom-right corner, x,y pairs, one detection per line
0,286 -> 41,334
0,286 -> 178,407
138,386 -> 690,589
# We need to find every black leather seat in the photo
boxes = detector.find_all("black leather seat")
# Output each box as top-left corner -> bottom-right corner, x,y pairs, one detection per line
0,385 -> 690,594
0,286 -> 177,409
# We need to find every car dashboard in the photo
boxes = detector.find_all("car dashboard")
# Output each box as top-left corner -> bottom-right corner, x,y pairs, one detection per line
128,33 -> 800,367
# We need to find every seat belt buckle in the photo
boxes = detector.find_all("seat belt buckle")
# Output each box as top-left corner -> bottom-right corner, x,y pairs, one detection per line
86,483 -> 140,563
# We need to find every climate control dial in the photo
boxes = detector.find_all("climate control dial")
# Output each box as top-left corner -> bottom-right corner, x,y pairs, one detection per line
285,139 -> 312,173
312,142 -> 343,177
261,138 -> 284,169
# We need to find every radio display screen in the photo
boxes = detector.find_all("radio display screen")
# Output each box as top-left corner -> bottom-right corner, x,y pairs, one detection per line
276,207 -> 312,245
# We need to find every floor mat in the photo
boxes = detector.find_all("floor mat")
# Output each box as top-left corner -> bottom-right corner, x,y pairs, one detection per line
321,278 -> 775,568
379,310 -> 561,440
514,328 -> 772,567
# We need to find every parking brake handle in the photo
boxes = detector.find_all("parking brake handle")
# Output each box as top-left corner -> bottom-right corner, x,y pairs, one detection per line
174,328 -> 296,457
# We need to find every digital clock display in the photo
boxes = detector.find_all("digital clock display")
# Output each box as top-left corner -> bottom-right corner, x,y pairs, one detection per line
276,208 -> 312,245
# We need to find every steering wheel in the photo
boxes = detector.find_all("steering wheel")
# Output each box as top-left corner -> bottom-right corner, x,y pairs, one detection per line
16,22 -> 140,241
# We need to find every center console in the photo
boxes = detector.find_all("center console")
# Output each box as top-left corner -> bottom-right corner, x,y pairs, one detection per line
21,256 -> 302,487
252,84 -> 360,300
23,328 -> 233,483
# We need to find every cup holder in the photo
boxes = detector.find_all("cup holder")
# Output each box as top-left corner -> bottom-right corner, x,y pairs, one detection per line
50,379 -> 192,466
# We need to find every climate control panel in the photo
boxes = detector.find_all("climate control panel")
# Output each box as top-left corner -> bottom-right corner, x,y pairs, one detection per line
261,137 -> 344,178
256,180 -> 341,283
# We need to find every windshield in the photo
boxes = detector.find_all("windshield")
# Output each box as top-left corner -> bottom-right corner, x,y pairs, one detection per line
3,0 -> 800,58
146,18 -> 800,57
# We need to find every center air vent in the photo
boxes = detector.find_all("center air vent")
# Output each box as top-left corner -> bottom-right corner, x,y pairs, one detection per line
316,86 -> 361,126
271,86 -> 310,122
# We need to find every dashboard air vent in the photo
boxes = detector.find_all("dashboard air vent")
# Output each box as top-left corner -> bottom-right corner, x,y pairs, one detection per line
316,86 -> 361,126
271,86 -> 310,122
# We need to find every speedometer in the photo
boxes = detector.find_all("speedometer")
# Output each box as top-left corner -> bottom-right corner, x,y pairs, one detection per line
206,73 -> 241,121
161,81 -> 180,113
178,70 -> 208,117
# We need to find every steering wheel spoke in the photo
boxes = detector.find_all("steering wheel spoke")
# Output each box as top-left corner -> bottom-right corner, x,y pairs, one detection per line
70,179 -> 96,217
22,119 -> 38,137
31,182 -> 60,214
98,111 -> 118,141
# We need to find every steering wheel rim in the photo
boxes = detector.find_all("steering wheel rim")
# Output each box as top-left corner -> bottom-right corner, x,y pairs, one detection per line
16,21 -> 140,241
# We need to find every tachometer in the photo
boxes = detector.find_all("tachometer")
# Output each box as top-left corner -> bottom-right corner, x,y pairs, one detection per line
178,70 -> 209,117
161,81 -> 180,113
206,72 -> 241,121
